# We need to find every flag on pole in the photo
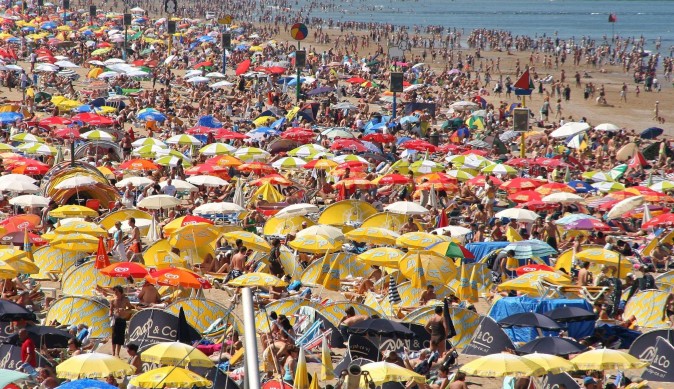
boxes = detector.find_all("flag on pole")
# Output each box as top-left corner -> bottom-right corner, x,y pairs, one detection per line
514,68 -> 534,96
95,236 -> 110,269
437,209 -> 449,228
608,13 -> 617,23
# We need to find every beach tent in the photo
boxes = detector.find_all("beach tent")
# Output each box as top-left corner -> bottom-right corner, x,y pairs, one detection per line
623,290 -> 669,328
166,298 -> 243,334
61,261 -> 126,296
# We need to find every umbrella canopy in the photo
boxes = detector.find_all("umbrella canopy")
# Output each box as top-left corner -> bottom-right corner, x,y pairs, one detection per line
100,262 -> 149,278
570,349 -> 648,370
228,272 -> 288,288
398,251 -> 457,287
357,247 -> 405,268
517,337 -> 588,356
137,195 -> 181,210
0,370 -> 29,388
497,312 -> 561,330
495,208 -> 540,222
0,299 -> 36,321
147,267 -> 211,289
53,379 -> 117,389
520,354 -> 577,374
128,366 -> 211,388
360,361 -> 425,385
9,194 -> 50,207
384,201 -> 429,215
503,239 -> 557,259
7,324 -> 73,348
56,353 -> 135,379
141,341 -> 213,367
348,318 -> 414,338
345,227 -> 400,246
460,352 -> 545,377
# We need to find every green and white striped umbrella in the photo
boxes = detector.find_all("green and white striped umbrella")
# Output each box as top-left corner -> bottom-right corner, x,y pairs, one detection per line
481,163 -> 517,176
308,151 -> 335,160
18,142 -> 57,156
503,239 -> 558,259
410,160 -> 444,174
445,154 -> 490,169
581,171 -> 614,182
609,164 -> 628,180
389,159 -> 411,174
234,147 -> 270,162
447,169 -> 476,181
11,133 -> 43,143
288,144 -> 326,158
80,130 -> 115,141
271,157 -> 306,169
132,137 -> 166,147
166,134 -> 202,146
155,155 -> 193,167
649,180 -> 674,193
199,142 -> 236,156
332,154 -> 369,164
0,143 -> 15,151
133,145 -> 167,157
591,181 -> 625,193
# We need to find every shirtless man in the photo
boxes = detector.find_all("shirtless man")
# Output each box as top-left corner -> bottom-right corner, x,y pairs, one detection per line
419,285 -> 437,305
337,306 -> 369,341
543,218 -> 561,251
577,261 -> 591,286
228,246 -> 247,281
425,306 -> 447,356
449,372 -> 468,389
137,281 -> 161,306
126,343 -> 142,374
400,217 -> 419,234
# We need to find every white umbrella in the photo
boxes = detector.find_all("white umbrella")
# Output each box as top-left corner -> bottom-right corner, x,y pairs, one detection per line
232,178 -> 245,208
9,194 -> 50,207
115,176 -> 154,188
159,179 -> 197,192
449,101 -> 478,111
210,80 -> 234,89
186,76 -> 210,83
549,122 -> 590,138
193,202 -> 245,215
606,195 -> 645,220
594,123 -> 621,132
384,201 -> 429,215
186,175 -> 228,187
275,203 -> 320,219
104,58 -> 125,65
205,72 -> 226,78
137,195 -> 181,210
432,225 -> 471,237
296,224 -> 344,241
54,60 -> 79,68
495,208 -> 540,222
131,137 -> 166,148
146,217 -> 160,243
54,176 -> 98,190
0,181 -> 39,193
541,192 -> 585,203
0,174 -> 36,185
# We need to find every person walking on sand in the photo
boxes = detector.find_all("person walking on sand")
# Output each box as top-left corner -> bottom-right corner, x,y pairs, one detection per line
540,98 -> 551,122
654,101 -> 660,120
620,83 -> 627,102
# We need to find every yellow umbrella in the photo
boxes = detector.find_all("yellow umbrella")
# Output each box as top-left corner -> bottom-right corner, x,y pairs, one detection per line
320,336 -> 334,380
497,270 -> 571,295
570,349 -> 648,370
49,205 -> 98,218
0,261 -> 19,278
0,248 -> 28,263
251,182 -> 285,203
263,215 -> 314,236
129,366 -> 211,388
227,272 -> 288,288
87,67 -> 103,79
56,353 -> 135,379
575,248 -> 632,278
293,347 -> 309,389
54,221 -> 107,237
399,251 -> 457,288
252,116 -> 275,126
309,373 -> 319,389
521,354 -> 576,374
222,231 -> 271,252
50,233 -> 99,252
5,257 -> 39,274
345,227 -> 400,246
361,361 -> 425,385
141,342 -> 214,367
317,200 -> 377,227
289,235 -> 342,253
396,232 -> 448,250
460,353 -> 545,377
357,247 -> 404,268
456,264 -> 473,302
168,223 -> 219,250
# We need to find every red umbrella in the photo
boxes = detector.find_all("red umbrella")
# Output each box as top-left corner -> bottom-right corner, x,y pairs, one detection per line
515,264 -> 555,276
193,61 -> 213,69
184,163 -> 229,175
235,59 -> 251,76
516,200 -> 557,211
95,236 -> 111,269
377,173 -> 411,185
71,113 -> 114,126
504,158 -> 531,168
214,129 -> 249,140
508,190 -> 542,203
280,128 -> 314,141
535,182 -> 575,195
642,212 -> 674,229
237,162 -> 276,175
39,116 -> 72,126
250,174 -> 292,186
97,42 -> 112,48
146,267 -> 212,289
10,159 -> 50,175
363,133 -> 395,143
437,143 -> 463,153
0,231 -> 47,246
337,161 -> 368,170
1,215 -> 41,232
531,157 -> 569,169
597,199 -> 620,211
330,139 -> 368,152
54,127 -> 81,138
467,175 -> 503,187
400,139 -> 437,152
500,177 -> 544,192
346,77 -> 366,84
119,159 -> 159,171
266,66 -> 286,75
461,149 -> 488,156
186,126 -> 218,135
181,214 -> 214,226
100,262 -> 149,278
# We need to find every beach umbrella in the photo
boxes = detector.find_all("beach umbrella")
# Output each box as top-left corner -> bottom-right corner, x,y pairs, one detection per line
137,195 -> 181,210
535,182 -> 575,195
274,203 -> 320,219
185,175 -> 227,187
228,272 -> 288,288
289,235 -> 342,253
345,227 -> 400,246
500,177 -> 544,191
594,123 -> 621,132
384,201 -> 429,215
17,142 -> 57,156
357,247 -> 404,268
640,127 -> 663,139
431,241 -> 475,259
80,130 -> 115,141
495,208 -> 540,222
503,239 -> 557,259
605,195 -> 644,219
520,354 -> 577,374
0,370 -> 29,388
649,180 -> 674,193
132,137 -> 166,147
147,267 -> 211,289
54,221 -> 107,237
396,232 -> 446,250
508,190 -> 542,203
193,202 -> 245,215
497,312 -> 561,331
549,122 -> 590,138
541,192 -> 585,204
115,176 -> 154,188
575,248 -> 621,266
399,251 -> 457,287
222,231 -> 271,252
517,337 -> 588,356
459,352 -> 545,377
544,306 -> 597,323
155,155 -> 193,168
128,367 -> 211,388
168,223 -> 219,250
56,353 -> 135,379
141,342 -> 213,367
360,362 -> 425,385
0,299 -> 36,321
54,379 -> 118,389
50,233 -> 99,252
132,145 -> 167,157
303,158 -> 338,170
270,156 -> 306,169
410,160 -> 444,174
592,181 -> 625,192
234,147 -> 270,161
565,218 -> 611,231
100,262 -> 148,278
570,349 -> 648,370
119,159 -> 160,171
166,134 -> 202,146
0,180 -> 39,193
50,205 -> 98,218
198,143 -> 236,156
293,347 -> 309,389
54,176 -> 98,190
581,171 -> 614,182
481,163 -> 517,175
348,318 -> 414,338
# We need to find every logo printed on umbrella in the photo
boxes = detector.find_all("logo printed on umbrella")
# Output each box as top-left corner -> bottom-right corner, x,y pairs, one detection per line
164,273 -> 180,279
16,222 -> 30,230
113,267 -> 129,272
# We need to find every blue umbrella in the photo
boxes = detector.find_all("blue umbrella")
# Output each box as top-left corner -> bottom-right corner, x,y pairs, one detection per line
567,180 -> 595,193
361,141 -> 382,153
640,127 -> 663,139
0,369 -> 28,388
197,35 -> 215,43
457,127 -> 471,138
307,86 -> 334,96
269,117 -> 286,130
399,115 -> 419,125
137,111 -> 166,122
396,136 -> 412,145
503,239 -> 557,260
0,112 -> 23,124
277,77 -> 294,85
40,22 -> 57,30
6,37 -> 19,44
234,44 -> 249,51
55,379 -> 118,389
73,104 -> 95,113
82,30 -> 94,36
196,115 -> 223,128
286,77 -> 306,86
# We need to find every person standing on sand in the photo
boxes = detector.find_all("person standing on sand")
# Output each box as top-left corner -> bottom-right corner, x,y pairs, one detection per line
653,101 -> 659,120
540,98 -> 551,121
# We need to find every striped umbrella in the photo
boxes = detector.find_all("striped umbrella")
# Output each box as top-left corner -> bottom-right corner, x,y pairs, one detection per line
133,144 -> 167,157
166,134 -> 202,145
481,163 -> 517,176
272,157 -> 306,169
410,160 -> 444,174
155,155 -> 193,167
649,180 -> 674,193
388,276 -> 401,305
591,181 -> 625,193
446,169 -> 476,181
581,171 -> 614,182
11,133 -> 43,143
234,147 -> 270,162
17,142 -> 57,156
198,143 -> 236,156
80,130 -> 115,141
132,137 -> 166,147
503,239 -> 558,259
288,144 -> 326,158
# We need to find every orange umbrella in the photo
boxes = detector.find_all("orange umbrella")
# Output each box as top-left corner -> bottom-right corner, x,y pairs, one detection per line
330,168 -> 367,178
119,159 -> 159,171
607,190 -> 637,201
500,178 -> 544,192
508,190 -> 542,203
535,183 -> 575,195
146,267 -> 212,289
624,187 -> 674,202
205,155 -> 243,167
417,181 -> 458,192
250,174 -> 292,186
335,178 -> 374,189
0,214 -> 41,232
415,172 -> 456,184
184,164 -> 230,177
304,159 -> 338,170
237,162 -> 276,175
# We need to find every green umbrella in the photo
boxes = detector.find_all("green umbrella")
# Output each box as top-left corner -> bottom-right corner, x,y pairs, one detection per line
609,164 -> 628,180
0,369 -> 29,387
444,241 -> 469,258
34,91 -> 52,103
563,166 -> 571,182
